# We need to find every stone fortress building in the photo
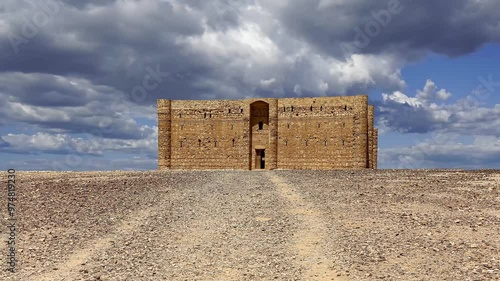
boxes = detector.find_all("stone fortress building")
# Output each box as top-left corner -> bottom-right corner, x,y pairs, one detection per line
158,95 -> 378,170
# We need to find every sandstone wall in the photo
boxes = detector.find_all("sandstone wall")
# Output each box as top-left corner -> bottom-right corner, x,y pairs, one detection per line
276,95 -> 369,169
169,99 -> 249,169
368,105 -> 374,169
157,99 -> 171,169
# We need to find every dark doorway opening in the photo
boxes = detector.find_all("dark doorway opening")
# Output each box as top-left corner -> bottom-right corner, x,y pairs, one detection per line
255,149 -> 265,169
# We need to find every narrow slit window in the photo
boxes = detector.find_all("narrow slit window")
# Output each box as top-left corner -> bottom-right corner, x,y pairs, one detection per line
285,140 -> 288,146
198,139 -> 201,147
320,106 -> 323,111
232,139 -> 235,147
310,106 -> 313,111
179,113 -> 182,118
291,106 -> 294,112
283,105 -> 286,112
204,113 -> 207,118
214,140 -> 217,147
258,121 -> 263,130
229,109 -> 231,113
305,140 -> 308,146
324,140 -> 327,146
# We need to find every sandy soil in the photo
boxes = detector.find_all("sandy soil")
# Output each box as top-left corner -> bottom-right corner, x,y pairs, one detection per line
0,169 -> 498,280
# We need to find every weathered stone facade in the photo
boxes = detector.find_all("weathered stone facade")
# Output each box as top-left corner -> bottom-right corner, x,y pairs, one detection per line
158,95 -> 378,170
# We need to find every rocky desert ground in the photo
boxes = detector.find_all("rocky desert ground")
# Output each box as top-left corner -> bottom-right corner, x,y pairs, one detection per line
0,169 -> 498,280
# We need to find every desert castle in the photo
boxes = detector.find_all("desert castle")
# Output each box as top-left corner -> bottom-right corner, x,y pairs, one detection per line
158,95 -> 377,170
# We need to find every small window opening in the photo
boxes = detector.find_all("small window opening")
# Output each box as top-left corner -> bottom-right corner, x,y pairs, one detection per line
204,113 -> 207,118
283,106 -> 286,112
214,140 -> 217,147
305,140 -> 309,146
285,140 -> 288,146
198,139 -> 201,147
310,106 -> 313,111
232,139 -> 235,147
287,123 -> 290,129
209,113 -> 212,118
179,113 -> 182,118
291,106 -> 294,112
320,106 -> 323,111
240,108 -> 243,113
344,105 -> 347,111
342,139 -> 345,146
258,121 -> 263,130
229,109 -> 231,113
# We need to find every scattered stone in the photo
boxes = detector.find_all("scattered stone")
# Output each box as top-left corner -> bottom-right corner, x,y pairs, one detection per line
1,169 -> 497,281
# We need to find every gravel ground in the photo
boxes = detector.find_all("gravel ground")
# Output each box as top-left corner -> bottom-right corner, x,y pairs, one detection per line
0,169 -> 498,280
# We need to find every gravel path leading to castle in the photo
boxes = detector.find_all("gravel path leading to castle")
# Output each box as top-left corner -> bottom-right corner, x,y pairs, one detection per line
1,170 -> 498,280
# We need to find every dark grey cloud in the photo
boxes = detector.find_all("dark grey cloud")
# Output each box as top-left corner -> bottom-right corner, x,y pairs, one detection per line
0,72 -> 91,107
2,0 -> 498,105
0,0 -> 206,104
274,0 -> 500,58
0,72 -> 156,139
0,129 -> 157,156
375,102 -> 440,134
60,0 -> 117,10
378,80 -> 500,136
0,0 -> 404,103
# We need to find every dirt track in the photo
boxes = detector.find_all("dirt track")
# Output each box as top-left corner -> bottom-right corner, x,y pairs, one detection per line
0,170 -> 498,280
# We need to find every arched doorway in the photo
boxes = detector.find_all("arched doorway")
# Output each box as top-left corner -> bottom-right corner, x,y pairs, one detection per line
250,101 -> 269,169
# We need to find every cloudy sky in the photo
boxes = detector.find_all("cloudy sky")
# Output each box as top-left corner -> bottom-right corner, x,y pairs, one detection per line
0,0 -> 499,170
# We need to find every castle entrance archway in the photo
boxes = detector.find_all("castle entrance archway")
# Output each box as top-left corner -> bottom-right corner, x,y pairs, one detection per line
250,101 -> 269,170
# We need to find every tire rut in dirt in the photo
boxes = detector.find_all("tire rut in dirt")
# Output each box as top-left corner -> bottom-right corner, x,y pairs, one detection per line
268,171 -> 348,281
66,171 -> 297,280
